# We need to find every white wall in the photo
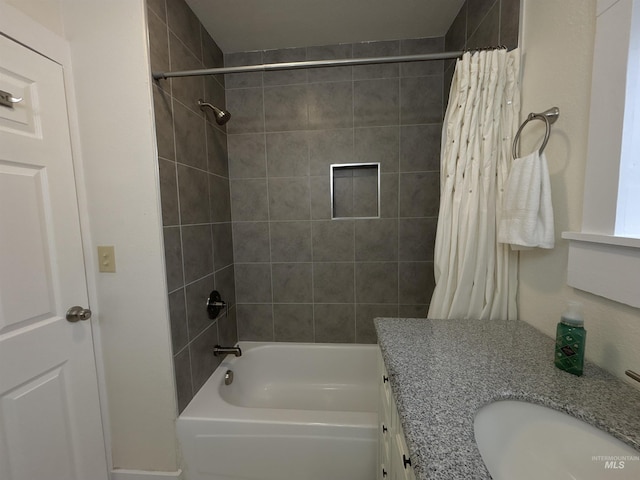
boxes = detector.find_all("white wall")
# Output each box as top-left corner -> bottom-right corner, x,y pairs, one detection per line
519,0 -> 640,387
60,0 -> 179,471
3,0 -> 64,37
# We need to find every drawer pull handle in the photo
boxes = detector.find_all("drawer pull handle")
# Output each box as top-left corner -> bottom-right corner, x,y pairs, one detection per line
382,424 -> 388,433
382,468 -> 387,477
383,375 -> 389,383
403,454 -> 412,469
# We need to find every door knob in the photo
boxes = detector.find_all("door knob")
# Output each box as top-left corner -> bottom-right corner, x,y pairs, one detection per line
66,306 -> 92,322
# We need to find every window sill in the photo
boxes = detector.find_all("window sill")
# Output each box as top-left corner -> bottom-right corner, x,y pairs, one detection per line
563,231 -> 640,308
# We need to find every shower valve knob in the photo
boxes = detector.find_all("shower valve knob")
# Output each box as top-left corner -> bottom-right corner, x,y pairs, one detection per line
207,290 -> 226,319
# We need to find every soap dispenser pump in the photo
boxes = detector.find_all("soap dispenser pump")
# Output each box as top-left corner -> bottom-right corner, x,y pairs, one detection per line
554,302 -> 587,376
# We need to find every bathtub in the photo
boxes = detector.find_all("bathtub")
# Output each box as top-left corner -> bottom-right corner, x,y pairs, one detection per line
177,342 -> 378,480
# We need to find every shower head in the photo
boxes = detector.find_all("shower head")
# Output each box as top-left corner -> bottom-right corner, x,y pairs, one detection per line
197,99 -> 231,125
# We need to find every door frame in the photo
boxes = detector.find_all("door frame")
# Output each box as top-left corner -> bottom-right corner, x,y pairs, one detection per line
0,0 -> 113,470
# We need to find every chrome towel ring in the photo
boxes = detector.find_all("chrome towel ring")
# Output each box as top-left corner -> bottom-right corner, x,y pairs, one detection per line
512,107 -> 560,159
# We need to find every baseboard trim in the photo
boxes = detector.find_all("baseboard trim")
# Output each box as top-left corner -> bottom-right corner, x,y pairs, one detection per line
111,469 -> 183,480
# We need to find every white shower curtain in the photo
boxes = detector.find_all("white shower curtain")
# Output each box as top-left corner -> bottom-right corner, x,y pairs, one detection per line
428,49 -> 520,320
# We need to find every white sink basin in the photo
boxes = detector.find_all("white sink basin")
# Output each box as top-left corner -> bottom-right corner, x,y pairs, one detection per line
474,400 -> 640,480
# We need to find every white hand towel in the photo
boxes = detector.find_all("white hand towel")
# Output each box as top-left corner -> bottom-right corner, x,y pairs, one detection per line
498,150 -> 554,249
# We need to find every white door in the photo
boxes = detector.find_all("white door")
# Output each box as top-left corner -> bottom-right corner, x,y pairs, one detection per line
0,34 -> 109,480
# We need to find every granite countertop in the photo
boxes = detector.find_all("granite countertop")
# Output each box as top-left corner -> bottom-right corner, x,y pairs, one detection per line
374,317 -> 640,480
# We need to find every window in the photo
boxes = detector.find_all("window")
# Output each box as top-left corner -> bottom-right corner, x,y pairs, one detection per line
563,0 -> 640,308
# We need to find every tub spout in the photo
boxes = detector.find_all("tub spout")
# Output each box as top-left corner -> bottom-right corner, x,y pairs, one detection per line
213,345 -> 242,357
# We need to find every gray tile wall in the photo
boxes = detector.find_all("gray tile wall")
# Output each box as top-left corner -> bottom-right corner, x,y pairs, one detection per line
148,0 -> 237,413
444,0 -> 521,102
225,38 -> 442,344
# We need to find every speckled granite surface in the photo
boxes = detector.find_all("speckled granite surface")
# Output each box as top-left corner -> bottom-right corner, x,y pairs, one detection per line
374,317 -> 640,480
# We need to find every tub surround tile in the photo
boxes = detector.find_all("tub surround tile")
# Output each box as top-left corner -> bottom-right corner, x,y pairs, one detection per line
169,33 -> 204,110
177,164 -> 209,224
379,173 -> 399,218
204,77 -> 226,122
226,87 -> 265,134
354,219 -> 398,261
151,7 -> 237,414
445,0 -> 520,69
264,85 -> 309,132
230,179 -> 269,221
263,47 -> 307,86
228,133 -> 266,179
500,0 -> 521,50
311,220 -> 354,262
190,324 -> 220,392
166,0 -> 202,61
398,304 -> 428,318
212,223 -> 234,270
398,262 -> 435,305
399,37 -> 444,77
147,0 -> 166,22
355,262 -> 398,304
313,262 -> 355,304
226,36 -> 448,345
181,225 -> 214,284
173,347 -> 193,414
159,158 -> 179,226
375,317 -> 640,479
272,263 -> 313,303
266,132 -> 310,178
308,129 -> 354,176
224,51 -> 263,89
235,264 -> 272,303
352,40 -> 400,80
163,227 -> 183,292
399,172 -> 440,218
314,304 -> 355,343
400,75 -> 443,125
233,222 -> 271,263
202,29 -> 224,71
310,176 -> 332,220
206,123 -> 228,176
398,217 -> 437,262
152,86 -> 174,160
209,174 -> 232,223
354,78 -> 400,127
467,0 -> 497,37
307,81 -> 353,130
269,221 -> 312,262
466,1 -> 500,50
273,304 -> 314,342
447,4 -> 468,52
307,43 -> 353,83
355,304 -> 398,344
218,307 -> 238,346
354,126 -> 399,172
173,101 -> 207,171
169,288 -> 188,352
148,8 -> 170,74
400,124 -> 441,172
185,274 -> 215,340
237,304 -> 274,341
214,265 -> 236,309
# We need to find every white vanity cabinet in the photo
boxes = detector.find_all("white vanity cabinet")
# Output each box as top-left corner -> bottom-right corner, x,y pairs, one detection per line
378,351 -> 417,480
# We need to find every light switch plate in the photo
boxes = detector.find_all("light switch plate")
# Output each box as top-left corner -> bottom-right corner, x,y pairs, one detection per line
97,245 -> 116,273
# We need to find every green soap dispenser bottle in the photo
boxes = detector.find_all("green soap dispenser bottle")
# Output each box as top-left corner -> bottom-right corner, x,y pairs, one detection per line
554,302 -> 587,376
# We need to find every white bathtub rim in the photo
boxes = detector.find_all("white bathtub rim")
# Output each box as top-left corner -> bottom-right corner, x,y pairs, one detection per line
179,342 -> 378,425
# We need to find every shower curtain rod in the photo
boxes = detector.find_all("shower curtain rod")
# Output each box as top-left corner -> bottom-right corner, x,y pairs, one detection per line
152,50 -> 468,80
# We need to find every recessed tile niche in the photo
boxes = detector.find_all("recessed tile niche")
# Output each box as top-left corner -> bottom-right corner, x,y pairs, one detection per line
331,163 -> 380,219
